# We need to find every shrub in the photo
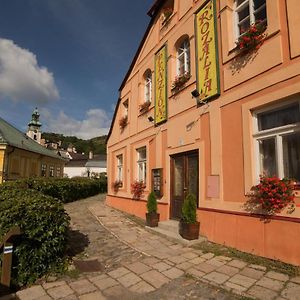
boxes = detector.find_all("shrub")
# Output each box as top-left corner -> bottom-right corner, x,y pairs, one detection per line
0,187 -> 70,286
147,192 -> 157,214
16,177 -> 107,203
181,193 -> 197,224
0,176 -> 106,285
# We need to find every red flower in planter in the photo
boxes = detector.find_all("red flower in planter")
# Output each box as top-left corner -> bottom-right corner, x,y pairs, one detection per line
112,180 -> 122,193
236,21 -> 267,52
248,175 -> 295,215
171,72 -> 191,92
139,101 -> 151,113
162,7 -> 173,25
131,180 -> 146,200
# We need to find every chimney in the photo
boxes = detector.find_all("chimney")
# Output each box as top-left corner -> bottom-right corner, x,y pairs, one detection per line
89,151 -> 93,160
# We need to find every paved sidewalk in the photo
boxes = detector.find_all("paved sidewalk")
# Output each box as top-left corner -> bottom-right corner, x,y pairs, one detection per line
8,195 -> 300,300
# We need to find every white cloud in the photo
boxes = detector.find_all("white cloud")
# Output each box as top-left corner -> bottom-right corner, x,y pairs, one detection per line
0,38 -> 59,103
41,108 -> 110,139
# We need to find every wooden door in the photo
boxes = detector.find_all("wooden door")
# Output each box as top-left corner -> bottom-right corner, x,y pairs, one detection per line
170,151 -> 199,220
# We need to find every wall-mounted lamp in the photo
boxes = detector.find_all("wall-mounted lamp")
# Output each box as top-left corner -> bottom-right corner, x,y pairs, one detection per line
148,116 -> 154,122
191,89 -> 208,106
191,89 -> 200,98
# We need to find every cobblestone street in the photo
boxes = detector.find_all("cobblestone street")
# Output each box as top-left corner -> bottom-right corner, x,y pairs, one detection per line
9,194 -> 300,300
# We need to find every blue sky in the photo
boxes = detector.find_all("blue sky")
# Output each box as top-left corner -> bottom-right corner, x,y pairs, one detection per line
0,0 -> 153,138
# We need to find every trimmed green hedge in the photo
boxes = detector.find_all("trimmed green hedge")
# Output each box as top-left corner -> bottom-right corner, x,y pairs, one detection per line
0,177 -> 107,286
0,187 -> 70,286
15,177 -> 107,203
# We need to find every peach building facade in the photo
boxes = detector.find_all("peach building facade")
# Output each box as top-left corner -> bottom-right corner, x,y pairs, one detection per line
106,0 -> 300,265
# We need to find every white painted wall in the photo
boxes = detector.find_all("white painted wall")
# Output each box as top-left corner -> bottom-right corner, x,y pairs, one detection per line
64,167 -> 86,178
64,167 -> 107,178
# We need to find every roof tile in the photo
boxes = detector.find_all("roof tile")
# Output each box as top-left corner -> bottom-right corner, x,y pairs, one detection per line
0,117 -> 65,160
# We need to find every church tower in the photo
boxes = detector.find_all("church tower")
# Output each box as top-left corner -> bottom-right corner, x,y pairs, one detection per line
26,107 -> 42,144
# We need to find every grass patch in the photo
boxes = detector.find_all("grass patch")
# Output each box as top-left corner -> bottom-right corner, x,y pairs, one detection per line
63,267 -> 81,280
184,273 -> 253,300
193,241 -> 300,276
43,259 -> 81,282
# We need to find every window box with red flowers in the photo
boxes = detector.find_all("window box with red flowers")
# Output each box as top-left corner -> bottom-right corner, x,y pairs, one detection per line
161,7 -> 173,25
247,175 -> 295,215
236,21 -> 267,53
131,180 -> 146,200
119,115 -> 128,129
171,72 -> 191,93
112,180 -> 122,193
139,101 -> 151,114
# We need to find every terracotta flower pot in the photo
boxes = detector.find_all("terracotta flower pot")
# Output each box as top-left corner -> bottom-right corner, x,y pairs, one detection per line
146,212 -> 160,227
179,220 -> 200,240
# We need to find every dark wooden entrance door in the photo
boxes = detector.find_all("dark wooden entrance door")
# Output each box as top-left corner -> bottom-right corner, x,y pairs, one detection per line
170,151 -> 199,220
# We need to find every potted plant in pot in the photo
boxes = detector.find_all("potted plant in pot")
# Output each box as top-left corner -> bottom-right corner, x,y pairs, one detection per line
179,193 -> 200,240
146,191 -> 160,227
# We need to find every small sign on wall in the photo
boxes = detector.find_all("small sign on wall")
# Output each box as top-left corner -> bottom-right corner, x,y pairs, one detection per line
152,168 -> 163,198
207,175 -> 219,198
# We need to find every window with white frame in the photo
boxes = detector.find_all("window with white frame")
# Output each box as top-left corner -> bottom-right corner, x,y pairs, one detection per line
235,0 -> 267,37
116,154 -> 123,183
137,147 -> 147,183
144,70 -> 152,103
56,166 -> 61,177
41,164 -> 47,177
177,39 -> 190,76
49,166 -> 54,177
253,101 -> 300,184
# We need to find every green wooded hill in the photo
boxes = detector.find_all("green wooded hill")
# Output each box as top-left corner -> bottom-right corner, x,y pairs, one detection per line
41,132 -> 107,154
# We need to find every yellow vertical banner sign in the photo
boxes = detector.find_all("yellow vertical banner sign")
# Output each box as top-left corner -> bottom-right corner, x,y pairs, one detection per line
195,0 -> 220,102
154,45 -> 167,125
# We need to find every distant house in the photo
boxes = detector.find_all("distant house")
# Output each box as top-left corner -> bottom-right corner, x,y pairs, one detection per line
63,153 -> 88,178
41,140 -> 62,150
57,150 -> 72,160
64,152 -> 106,178
0,117 -> 66,183
85,154 -> 107,177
